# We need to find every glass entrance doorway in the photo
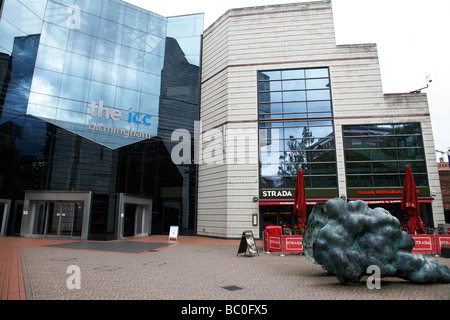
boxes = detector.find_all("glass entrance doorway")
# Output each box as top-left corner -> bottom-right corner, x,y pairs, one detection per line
32,202 -> 84,238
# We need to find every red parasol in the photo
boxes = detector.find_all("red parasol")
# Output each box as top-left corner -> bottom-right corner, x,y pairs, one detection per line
401,165 -> 425,234
293,168 -> 307,230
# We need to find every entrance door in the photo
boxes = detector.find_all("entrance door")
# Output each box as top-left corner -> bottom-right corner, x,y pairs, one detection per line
31,201 -> 84,238
46,203 -> 76,237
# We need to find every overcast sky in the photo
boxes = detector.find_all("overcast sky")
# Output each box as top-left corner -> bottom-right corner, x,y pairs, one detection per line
125,0 -> 450,161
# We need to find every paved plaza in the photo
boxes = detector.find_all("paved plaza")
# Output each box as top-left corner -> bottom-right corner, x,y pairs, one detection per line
1,235 -> 449,301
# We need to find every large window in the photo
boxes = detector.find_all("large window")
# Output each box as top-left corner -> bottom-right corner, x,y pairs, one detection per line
343,123 -> 428,188
258,68 -> 337,189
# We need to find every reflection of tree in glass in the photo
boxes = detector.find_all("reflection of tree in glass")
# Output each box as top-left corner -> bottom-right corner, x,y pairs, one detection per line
278,127 -> 314,178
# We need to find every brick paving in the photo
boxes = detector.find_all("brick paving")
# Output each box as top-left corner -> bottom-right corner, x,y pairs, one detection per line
1,235 -> 449,301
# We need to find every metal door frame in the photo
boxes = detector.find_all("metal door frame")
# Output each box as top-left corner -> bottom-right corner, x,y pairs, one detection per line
21,191 -> 92,240
0,199 -> 11,236
116,194 -> 152,240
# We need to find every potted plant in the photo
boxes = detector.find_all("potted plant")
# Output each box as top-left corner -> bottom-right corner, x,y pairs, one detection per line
441,245 -> 450,258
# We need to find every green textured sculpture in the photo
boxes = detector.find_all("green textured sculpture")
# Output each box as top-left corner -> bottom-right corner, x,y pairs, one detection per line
303,198 -> 450,284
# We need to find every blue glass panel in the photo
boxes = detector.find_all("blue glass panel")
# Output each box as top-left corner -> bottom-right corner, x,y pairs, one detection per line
59,74 -> 90,101
308,101 -> 331,112
282,80 -> 305,90
88,81 -> 116,107
283,91 -> 306,102
258,71 -> 281,81
19,0 -> 48,19
30,68 -> 62,96
115,87 -> 140,111
41,22 -> 69,50
306,89 -> 330,101
306,78 -> 330,89
95,38 -> 121,64
100,0 -> 126,24
27,103 -> 57,119
259,81 -> 281,92
44,1 -> 69,27
92,59 -> 118,85
140,72 -> 161,95
67,30 -> 97,57
28,92 -> 58,108
58,96 -> 88,113
167,16 -> 195,37
147,13 -> 167,38
124,6 -> 148,31
145,34 -> 165,56
259,92 -> 282,103
117,66 -> 142,91
143,53 -> 164,74
120,46 -> 144,69
97,18 -> 124,43
259,103 -> 282,114
283,102 -> 306,113
75,0 -> 102,16
122,26 -> 146,51
63,52 -> 93,79
56,108 -> 87,125
305,68 -> 329,78
35,45 -> 66,73
282,69 -> 305,79
77,11 -> 99,37
140,93 -> 160,117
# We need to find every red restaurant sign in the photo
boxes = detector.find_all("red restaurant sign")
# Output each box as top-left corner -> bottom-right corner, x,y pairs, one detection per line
283,236 -> 303,253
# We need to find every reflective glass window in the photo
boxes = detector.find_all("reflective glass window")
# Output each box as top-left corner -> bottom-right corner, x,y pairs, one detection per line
140,72 -> 161,95
100,0 -> 126,24
120,46 -> 144,69
115,87 -> 140,111
35,44 -> 66,73
95,38 -> 121,64
63,52 -> 93,79
40,22 -> 69,50
67,30 -> 97,57
97,17 -> 124,43
88,81 -> 116,107
59,74 -> 89,101
258,71 -> 281,81
58,96 -> 89,113
77,11 -> 99,37
122,26 -> 146,51
92,59 -> 118,85
282,69 -> 305,79
124,6 -> 148,31
30,68 -> 62,96
258,67 -> 336,190
306,89 -> 330,101
283,102 -> 306,113
343,123 -> 428,187
117,66 -> 141,90
75,0 -> 102,16
143,53 -> 164,74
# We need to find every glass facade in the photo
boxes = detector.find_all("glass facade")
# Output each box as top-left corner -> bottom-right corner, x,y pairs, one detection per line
258,68 -> 337,190
343,123 -> 428,188
0,0 -> 203,239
